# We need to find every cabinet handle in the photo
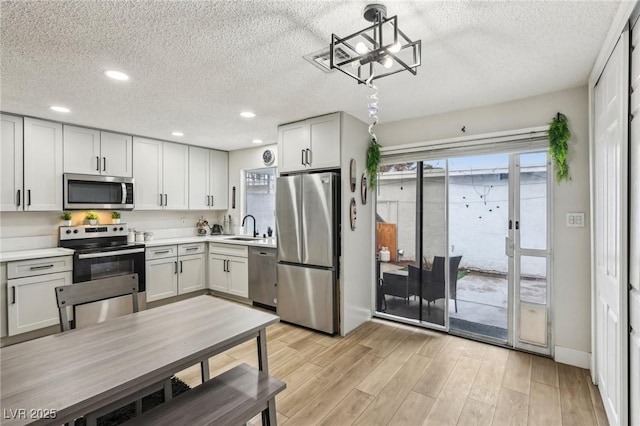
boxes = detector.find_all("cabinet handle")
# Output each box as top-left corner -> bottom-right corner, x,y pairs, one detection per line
164,194 -> 168,206
226,260 -> 230,272
96,156 -> 100,171
30,264 -> 54,271
27,190 -> 31,206
159,193 -> 163,206
301,149 -> 305,166
185,247 -> 198,251
174,261 -> 178,274
210,195 -> 214,206
306,149 -> 311,165
16,189 -> 21,207
154,250 -> 170,254
206,195 -> 210,206
180,260 -> 183,273
103,157 -> 107,172
11,287 -> 16,304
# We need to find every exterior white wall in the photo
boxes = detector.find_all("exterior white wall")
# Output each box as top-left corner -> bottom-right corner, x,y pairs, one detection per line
377,86 -> 592,356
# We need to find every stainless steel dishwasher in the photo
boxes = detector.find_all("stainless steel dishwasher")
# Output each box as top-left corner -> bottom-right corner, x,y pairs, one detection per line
249,246 -> 277,309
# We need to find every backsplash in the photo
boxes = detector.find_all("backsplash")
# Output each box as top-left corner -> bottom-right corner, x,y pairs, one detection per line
0,210 -> 226,251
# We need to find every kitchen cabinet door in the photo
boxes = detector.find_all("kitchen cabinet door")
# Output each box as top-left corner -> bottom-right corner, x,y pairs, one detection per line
278,121 -> 309,173
307,113 -> 340,171
101,131 -> 133,177
227,256 -> 248,298
133,137 -> 163,210
63,125 -> 101,175
0,114 -> 23,212
178,253 -> 206,294
23,118 -> 63,211
7,271 -> 70,336
146,258 -> 178,302
209,149 -> 228,210
208,254 -> 228,293
162,142 -> 189,210
188,146 -> 210,210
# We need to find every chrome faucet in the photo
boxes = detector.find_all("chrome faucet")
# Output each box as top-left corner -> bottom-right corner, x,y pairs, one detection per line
241,214 -> 258,237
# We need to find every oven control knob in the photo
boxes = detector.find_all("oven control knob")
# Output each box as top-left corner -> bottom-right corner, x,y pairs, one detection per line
113,227 -> 118,231
119,227 -> 124,231
73,229 -> 79,234
65,230 -> 71,234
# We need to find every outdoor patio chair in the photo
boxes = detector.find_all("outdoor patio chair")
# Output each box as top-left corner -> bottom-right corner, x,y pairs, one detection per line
408,256 -> 462,312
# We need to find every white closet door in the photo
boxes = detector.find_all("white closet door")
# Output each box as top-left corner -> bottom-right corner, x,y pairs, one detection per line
629,19 -> 640,426
594,32 -> 629,426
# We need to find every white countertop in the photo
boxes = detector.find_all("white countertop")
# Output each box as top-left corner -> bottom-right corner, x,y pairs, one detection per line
0,247 -> 75,263
143,235 -> 277,249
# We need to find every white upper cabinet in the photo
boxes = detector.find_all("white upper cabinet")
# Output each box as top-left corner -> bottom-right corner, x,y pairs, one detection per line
0,114 -> 23,211
133,138 -> 188,210
210,150 -> 228,210
63,125 -> 132,177
100,131 -> 133,177
188,147 -> 228,210
278,112 -> 340,173
133,137 -> 163,210
162,142 -> 189,210
23,118 -> 63,211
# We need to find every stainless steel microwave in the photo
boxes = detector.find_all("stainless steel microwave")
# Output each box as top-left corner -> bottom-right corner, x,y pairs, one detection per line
64,174 -> 135,210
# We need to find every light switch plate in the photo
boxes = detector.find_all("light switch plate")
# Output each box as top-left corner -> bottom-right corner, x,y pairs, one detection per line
566,212 -> 585,227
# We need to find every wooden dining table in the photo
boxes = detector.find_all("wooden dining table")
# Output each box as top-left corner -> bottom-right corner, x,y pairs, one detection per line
0,295 -> 280,426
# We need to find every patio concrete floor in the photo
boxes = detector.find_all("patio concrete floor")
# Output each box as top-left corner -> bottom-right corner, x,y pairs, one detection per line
377,266 -> 547,340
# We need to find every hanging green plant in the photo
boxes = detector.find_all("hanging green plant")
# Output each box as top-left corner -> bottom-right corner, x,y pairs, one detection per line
548,112 -> 571,182
366,139 -> 381,189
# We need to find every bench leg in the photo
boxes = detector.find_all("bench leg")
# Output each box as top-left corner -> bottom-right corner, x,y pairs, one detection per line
262,398 -> 277,425
257,328 -> 268,373
163,378 -> 172,402
201,358 -> 210,383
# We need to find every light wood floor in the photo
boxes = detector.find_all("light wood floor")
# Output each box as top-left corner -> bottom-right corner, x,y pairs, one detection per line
175,319 -> 608,426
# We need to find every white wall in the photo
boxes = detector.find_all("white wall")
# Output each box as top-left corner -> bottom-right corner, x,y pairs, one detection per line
377,86 -> 592,357
340,112 -> 374,335
225,144 -> 278,234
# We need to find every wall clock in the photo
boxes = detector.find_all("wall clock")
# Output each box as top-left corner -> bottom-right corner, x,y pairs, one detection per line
262,149 -> 275,166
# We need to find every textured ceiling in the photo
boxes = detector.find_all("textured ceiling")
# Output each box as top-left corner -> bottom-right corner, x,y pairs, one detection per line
1,1 -> 619,151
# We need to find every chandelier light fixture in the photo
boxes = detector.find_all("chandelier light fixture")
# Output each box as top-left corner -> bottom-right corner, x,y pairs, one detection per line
330,3 -> 421,84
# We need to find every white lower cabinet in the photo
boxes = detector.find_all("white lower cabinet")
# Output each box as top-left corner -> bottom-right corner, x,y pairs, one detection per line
146,243 -> 206,302
5,255 -> 73,336
208,243 -> 248,298
146,257 -> 178,302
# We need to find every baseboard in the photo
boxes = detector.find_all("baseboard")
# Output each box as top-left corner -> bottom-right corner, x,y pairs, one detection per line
554,345 -> 591,369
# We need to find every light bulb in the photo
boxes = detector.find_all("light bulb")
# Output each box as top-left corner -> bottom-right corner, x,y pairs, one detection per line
389,42 -> 401,53
355,42 -> 368,54
383,57 -> 393,68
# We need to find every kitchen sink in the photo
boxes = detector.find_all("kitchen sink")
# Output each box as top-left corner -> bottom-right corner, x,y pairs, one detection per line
227,236 -> 261,241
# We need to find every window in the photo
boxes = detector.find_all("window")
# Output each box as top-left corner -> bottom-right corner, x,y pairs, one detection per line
243,167 -> 276,237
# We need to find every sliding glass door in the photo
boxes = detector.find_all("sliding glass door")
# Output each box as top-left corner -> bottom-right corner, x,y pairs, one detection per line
374,150 -> 551,355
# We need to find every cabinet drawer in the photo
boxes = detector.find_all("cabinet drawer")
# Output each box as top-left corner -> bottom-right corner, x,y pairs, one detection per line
209,243 -> 248,258
7,256 -> 72,279
146,245 -> 178,260
178,243 -> 205,256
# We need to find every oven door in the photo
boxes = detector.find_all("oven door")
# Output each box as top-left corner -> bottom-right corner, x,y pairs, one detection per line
64,173 -> 135,210
73,247 -> 146,328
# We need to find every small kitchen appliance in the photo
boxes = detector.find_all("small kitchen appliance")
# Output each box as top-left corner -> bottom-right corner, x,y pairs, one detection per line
210,224 -> 223,235
59,224 -> 146,327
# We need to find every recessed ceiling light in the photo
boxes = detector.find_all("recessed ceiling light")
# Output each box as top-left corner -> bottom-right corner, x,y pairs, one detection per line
50,106 -> 70,113
252,139 -> 263,144
171,131 -> 184,137
104,70 -> 130,81
240,111 -> 256,118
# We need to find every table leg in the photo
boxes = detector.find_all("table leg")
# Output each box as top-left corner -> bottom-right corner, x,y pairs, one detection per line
257,327 -> 275,425
201,359 -> 210,383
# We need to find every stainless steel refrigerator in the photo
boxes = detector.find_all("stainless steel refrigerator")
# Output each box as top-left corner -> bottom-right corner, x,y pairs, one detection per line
276,172 -> 339,334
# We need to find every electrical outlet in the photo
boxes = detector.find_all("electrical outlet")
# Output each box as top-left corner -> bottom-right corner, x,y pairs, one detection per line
181,217 -> 186,226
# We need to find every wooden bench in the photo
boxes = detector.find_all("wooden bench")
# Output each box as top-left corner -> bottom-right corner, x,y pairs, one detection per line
124,363 -> 286,426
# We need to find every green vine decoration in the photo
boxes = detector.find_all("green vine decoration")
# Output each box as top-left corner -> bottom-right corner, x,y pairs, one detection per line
548,113 -> 570,182
366,140 -> 381,189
